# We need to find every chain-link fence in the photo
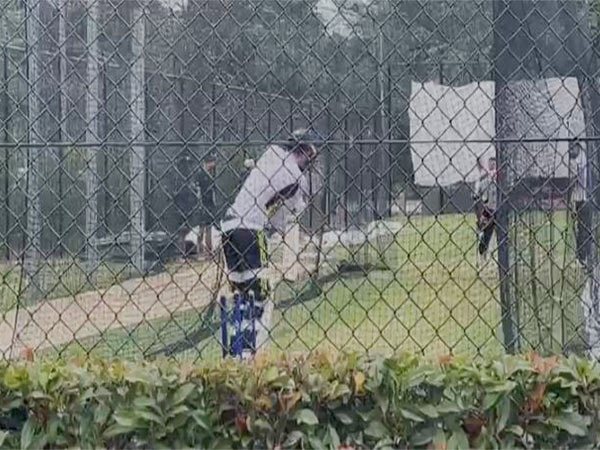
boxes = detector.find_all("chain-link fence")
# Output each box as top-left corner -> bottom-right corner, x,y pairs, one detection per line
1,0 -> 599,362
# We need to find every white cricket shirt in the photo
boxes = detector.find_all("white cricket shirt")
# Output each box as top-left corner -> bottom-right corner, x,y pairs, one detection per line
221,145 -> 307,232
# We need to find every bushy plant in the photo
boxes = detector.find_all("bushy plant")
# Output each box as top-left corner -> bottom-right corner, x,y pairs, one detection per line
0,351 -> 600,449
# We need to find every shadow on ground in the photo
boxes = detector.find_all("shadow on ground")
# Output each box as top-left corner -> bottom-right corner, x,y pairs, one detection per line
147,265 -> 390,357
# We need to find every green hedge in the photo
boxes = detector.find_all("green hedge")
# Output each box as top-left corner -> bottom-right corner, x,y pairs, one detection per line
1,351 -> 600,449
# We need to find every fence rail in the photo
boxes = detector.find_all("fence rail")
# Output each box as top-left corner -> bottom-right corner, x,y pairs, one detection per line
0,0 -> 599,362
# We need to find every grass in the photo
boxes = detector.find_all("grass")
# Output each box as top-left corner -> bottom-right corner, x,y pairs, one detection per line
0,256 -> 212,313
509,210 -> 587,353
44,210 -> 588,362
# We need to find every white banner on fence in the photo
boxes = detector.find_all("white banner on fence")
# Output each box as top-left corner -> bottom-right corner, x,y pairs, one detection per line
409,80 -> 495,187
409,78 -> 584,187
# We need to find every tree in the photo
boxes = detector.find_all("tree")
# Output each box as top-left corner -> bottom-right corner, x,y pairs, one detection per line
493,0 -> 593,354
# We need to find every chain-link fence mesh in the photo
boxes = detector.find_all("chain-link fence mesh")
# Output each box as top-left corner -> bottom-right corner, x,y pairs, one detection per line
1,0 -> 599,362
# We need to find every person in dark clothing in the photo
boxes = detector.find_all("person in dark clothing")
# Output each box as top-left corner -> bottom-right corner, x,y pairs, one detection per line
195,154 -> 217,255
174,152 -> 198,257
175,153 -> 217,259
473,156 -> 486,228
474,156 -> 497,266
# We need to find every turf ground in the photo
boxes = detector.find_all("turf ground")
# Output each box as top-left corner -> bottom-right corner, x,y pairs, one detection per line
39,210 -> 587,362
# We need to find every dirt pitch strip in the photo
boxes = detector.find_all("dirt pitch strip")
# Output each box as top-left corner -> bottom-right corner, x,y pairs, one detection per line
0,262 -> 227,358
0,250 -> 315,359
0,221 -> 401,359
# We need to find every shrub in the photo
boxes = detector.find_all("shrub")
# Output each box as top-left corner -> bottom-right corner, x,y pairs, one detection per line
0,351 -> 599,449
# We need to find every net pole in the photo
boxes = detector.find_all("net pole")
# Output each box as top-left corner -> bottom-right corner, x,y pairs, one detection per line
57,0 -> 67,258
242,90 -> 248,151
359,114 -> 365,223
343,115 -> 349,228
24,0 -> 43,303
176,55 -> 186,235
282,96 -> 300,281
101,61 -> 110,237
387,64 -> 393,218
359,114 -> 367,264
129,1 -> 146,274
308,101 -> 313,230
143,80 -> 154,234
377,28 -> 386,220
493,0 -> 519,352
547,183 -> 557,349
289,97 -> 293,132
323,107 -> 331,226
211,83 -> 216,157
313,105 -> 329,278
177,57 -> 185,141
2,35 -> 10,261
527,209 -> 542,349
267,107 -> 272,138
85,0 -> 100,280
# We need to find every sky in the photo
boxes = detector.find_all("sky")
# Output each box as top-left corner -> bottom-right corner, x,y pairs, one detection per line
315,0 -> 359,36
155,0 -> 363,37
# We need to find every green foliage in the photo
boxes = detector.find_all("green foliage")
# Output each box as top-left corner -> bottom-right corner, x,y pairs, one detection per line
1,352 -> 600,449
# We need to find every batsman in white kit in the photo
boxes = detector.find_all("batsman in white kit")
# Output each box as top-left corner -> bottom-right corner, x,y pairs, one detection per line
219,129 -> 322,357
